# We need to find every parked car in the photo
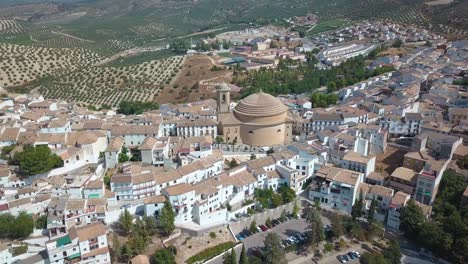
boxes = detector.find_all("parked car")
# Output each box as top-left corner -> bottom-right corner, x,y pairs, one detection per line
236,234 -> 244,241
337,255 -> 348,263
273,219 -> 281,226
347,252 -> 357,259
288,236 -> 298,244
342,255 -> 349,261
259,225 -> 269,231
294,234 -> 304,242
121,204 -> 131,209
350,251 -> 361,258
240,230 -> 250,237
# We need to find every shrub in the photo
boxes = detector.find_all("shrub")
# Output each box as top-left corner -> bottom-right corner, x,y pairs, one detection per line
182,237 -> 191,245
324,243 -> 334,252
186,242 -> 236,264
339,238 -> 347,249
167,245 -> 177,255
12,245 -> 28,256
209,232 -> 216,239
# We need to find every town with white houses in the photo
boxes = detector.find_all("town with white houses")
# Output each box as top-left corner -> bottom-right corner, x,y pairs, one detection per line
0,20 -> 466,264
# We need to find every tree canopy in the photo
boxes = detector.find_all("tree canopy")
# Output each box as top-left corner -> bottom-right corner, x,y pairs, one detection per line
367,197 -> 378,223
13,145 -> 63,176
118,208 -> 133,235
153,248 -> 176,264
399,199 -> 425,237
234,55 -> 394,97
0,212 -> 34,239
306,208 -> 325,246
278,184 -> 296,204
239,243 -> 248,264
159,200 -> 176,236
351,191 -> 364,220
263,233 -> 287,264
35,215 -> 48,229
118,146 -> 129,163
310,92 -> 339,108
456,155 -> 468,169
382,240 -> 402,264
400,170 -> 468,263
117,101 -> 159,115
360,252 -> 388,264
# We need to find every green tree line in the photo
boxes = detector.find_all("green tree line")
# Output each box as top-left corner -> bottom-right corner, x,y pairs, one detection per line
400,170 -> 468,263
234,55 -> 394,96
117,101 -> 159,115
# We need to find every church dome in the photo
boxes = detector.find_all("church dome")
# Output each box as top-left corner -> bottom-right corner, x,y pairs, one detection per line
234,92 -> 288,124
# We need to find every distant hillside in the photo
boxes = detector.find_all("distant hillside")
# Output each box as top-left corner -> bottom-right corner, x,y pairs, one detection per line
0,0 -> 466,43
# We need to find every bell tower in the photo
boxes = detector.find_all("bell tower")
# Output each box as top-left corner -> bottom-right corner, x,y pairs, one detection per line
216,83 -> 230,114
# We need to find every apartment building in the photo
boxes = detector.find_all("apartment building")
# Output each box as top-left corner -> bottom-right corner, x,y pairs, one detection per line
175,118 -> 218,138
303,114 -> 344,132
140,137 -> 169,167
161,183 -> 196,224
388,167 -> 418,195
449,107 -> 468,125
380,112 -> 423,137
308,166 -> 364,214
104,137 -> 124,169
387,191 -> 411,230
341,151 -> 376,177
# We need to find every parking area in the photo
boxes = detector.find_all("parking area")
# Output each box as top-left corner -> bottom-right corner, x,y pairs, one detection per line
237,217 -> 309,252
314,247 -> 363,264
289,243 -> 367,264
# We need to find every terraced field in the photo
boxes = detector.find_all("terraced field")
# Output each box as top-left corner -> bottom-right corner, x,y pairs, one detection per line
39,56 -> 184,106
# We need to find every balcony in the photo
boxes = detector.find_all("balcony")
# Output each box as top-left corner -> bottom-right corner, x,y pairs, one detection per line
65,212 -> 82,219
89,239 -> 98,246
113,186 -> 132,191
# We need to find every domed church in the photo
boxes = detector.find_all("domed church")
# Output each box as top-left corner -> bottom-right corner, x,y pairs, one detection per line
216,83 -> 293,147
